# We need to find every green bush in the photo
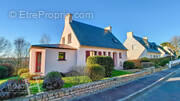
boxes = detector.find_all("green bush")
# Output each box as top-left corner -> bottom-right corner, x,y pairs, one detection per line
159,58 -> 170,66
87,56 -> 114,77
42,71 -> 64,91
123,61 -> 135,70
178,56 -> 180,59
0,64 -> 14,77
20,73 -> 30,79
0,66 -> 8,79
140,57 -> 150,62
17,68 -> 29,76
86,64 -> 105,81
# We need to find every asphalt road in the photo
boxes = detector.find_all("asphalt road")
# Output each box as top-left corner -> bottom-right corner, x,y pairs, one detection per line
132,69 -> 180,101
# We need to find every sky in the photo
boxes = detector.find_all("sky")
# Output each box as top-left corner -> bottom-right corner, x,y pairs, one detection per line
0,0 -> 180,45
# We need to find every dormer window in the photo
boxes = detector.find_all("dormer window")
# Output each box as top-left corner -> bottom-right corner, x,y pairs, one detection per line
62,37 -> 65,44
68,33 -> 72,44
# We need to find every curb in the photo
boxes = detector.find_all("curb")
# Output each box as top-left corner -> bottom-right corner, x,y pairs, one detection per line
118,68 -> 180,101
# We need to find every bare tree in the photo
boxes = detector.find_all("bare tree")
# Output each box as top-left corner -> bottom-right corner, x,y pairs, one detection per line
0,37 -> 11,57
14,38 -> 31,68
170,36 -> 180,57
39,34 -> 51,44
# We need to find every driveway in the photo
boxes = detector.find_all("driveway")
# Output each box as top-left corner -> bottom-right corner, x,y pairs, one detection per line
132,68 -> 180,101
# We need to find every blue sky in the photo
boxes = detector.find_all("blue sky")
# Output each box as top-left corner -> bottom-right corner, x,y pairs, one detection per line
0,0 -> 180,45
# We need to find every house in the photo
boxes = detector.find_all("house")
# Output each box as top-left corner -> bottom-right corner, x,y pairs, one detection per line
162,46 -> 176,57
29,14 -> 127,75
157,45 -> 170,57
124,32 -> 161,60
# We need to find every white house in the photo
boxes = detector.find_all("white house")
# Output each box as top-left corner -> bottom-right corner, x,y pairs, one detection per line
29,14 -> 127,75
162,46 -> 176,57
124,32 -> 161,60
157,45 -> 170,57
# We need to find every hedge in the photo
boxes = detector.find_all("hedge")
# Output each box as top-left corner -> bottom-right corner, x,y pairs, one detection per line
140,57 -> 151,62
86,56 -> 114,77
0,66 -> 8,79
85,64 -> 105,81
123,61 -> 135,69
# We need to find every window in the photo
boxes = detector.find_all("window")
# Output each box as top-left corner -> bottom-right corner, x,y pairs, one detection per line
103,51 -> 106,56
108,52 -> 111,56
58,52 -> 66,60
98,51 -> 102,55
119,52 -> 122,58
86,51 -> 90,61
62,37 -> 65,44
94,51 -> 97,55
68,34 -> 72,44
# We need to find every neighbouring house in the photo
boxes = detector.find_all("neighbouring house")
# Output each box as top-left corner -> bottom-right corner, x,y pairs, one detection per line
162,46 -> 176,57
124,32 -> 161,60
29,14 -> 127,75
157,45 -> 170,57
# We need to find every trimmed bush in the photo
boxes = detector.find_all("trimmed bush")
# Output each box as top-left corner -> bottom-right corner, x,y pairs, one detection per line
85,64 -> 105,81
42,71 -> 64,91
17,68 -> 29,76
20,73 -> 30,79
0,66 -> 8,79
123,61 -> 135,70
0,78 -> 27,100
87,56 -> 114,77
140,57 -> 150,62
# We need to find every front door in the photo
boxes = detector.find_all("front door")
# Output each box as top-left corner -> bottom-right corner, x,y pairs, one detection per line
113,52 -> 117,67
35,52 -> 42,72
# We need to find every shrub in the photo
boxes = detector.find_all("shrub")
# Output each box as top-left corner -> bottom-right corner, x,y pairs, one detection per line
0,64 -> 15,77
85,64 -> 105,81
87,56 -> 114,77
159,58 -> 169,66
140,57 -> 150,62
123,61 -> 135,70
128,60 -> 141,67
0,78 -> 27,100
42,71 -> 64,91
20,73 -> 30,79
178,56 -> 180,59
0,66 -> 8,79
17,68 -> 29,76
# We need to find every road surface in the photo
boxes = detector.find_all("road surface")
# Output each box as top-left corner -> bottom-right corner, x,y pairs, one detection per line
132,69 -> 180,101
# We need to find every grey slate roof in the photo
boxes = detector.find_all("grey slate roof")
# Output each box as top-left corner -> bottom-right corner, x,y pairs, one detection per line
70,20 -> 127,50
134,36 -> 160,54
31,44 -> 77,50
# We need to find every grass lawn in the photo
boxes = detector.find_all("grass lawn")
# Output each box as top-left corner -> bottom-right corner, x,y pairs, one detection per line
29,76 -> 92,94
0,76 -> 19,85
110,70 -> 132,77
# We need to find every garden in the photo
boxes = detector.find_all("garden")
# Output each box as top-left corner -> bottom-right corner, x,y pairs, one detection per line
0,56 -> 174,100
0,56 -> 132,100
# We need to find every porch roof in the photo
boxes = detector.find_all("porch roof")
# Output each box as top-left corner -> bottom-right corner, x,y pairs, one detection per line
31,44 -> 77,50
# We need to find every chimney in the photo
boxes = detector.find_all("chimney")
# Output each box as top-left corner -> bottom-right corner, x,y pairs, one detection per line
127,32 -> 133,38
104,26 -> 112,33
143,37 -> 148,41
143,37 -> 149,46
65,13 -> 72,24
